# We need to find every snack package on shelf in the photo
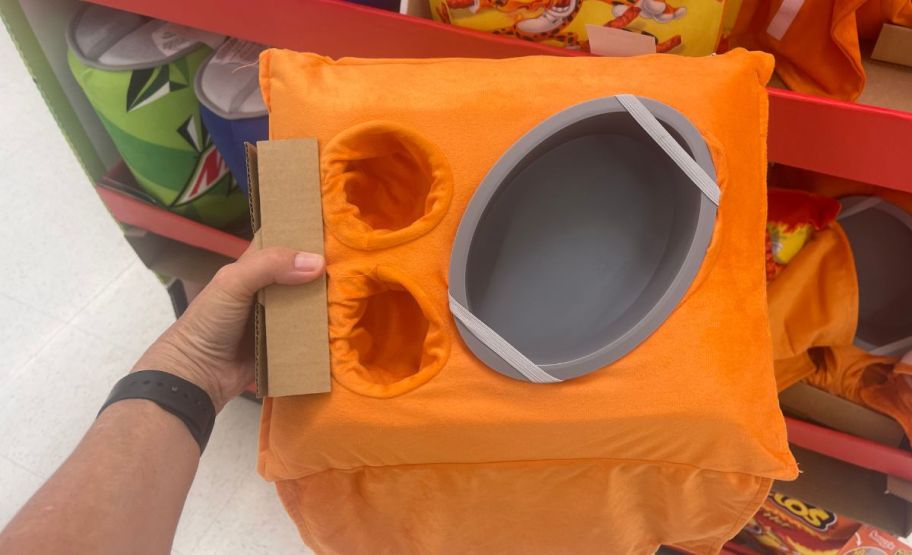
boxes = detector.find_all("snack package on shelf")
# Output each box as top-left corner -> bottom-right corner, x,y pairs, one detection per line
66,4 -> 249,230
742,492 -> 861,555
429,0 -> 731,55
742,493 -> 912,555
837,524 -> 912,554
194,38 -> 268,195
765,189 -> 840,282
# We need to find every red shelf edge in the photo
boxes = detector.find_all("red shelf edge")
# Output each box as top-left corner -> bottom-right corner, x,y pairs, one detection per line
767,88 -> 912,193
89,0 -> 912,193
96,186 -> 249,259
785,416 -> 912,481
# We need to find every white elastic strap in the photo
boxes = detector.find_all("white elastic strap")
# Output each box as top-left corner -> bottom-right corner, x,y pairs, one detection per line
766,0 -> 805,40
448,294 -> 562,383
617,94 -> 721,207
837,196 -> 881,220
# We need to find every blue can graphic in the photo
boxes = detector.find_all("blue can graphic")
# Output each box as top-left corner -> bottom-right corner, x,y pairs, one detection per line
195,39 -> 268,195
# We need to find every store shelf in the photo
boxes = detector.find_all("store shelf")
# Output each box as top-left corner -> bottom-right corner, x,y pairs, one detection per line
89,0 -> 912,193
767,88 -> 912,193
785,416 -> 912,482
88,0 -> 565,59
88,0 -> 912,485
96,185 -> 249,260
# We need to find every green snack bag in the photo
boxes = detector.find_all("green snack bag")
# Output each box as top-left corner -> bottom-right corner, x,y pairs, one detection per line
67,5 -> 248,230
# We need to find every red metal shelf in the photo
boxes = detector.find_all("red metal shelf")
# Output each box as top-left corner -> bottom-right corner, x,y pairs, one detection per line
785,416 -> 912,481
90,0 -> 912,193
95,185 -> 249,259
767,89 -> 912,193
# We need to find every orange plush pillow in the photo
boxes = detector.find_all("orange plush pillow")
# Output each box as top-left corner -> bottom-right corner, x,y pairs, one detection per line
258,49 -> 797,554
767,166 -> 912,441
726,0 -> 866,100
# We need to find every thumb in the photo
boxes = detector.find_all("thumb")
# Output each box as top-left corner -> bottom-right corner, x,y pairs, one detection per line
211,247 -> 325,303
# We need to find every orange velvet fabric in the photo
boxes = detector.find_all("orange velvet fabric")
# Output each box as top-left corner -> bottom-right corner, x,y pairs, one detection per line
727,0 -> 866,100
767,223 -> 862,390
258,49 -> 797,554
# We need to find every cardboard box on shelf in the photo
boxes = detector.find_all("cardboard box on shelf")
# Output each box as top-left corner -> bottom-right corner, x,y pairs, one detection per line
779,382 -> 906,447
860,52 -> 912,113
245,140 -> 330,398
872,23 -> 912,69
775,447 -> 912,537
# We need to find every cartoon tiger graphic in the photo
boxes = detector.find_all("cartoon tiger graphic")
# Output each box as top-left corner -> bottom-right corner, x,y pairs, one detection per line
437,0 -> 686,52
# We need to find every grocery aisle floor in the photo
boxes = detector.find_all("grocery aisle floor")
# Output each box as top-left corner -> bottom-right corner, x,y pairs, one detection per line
0,24 -> 309,555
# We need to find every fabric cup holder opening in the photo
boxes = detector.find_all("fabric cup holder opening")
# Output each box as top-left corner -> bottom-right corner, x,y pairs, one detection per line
329,266 -> 450,398
321,121 -> 454,251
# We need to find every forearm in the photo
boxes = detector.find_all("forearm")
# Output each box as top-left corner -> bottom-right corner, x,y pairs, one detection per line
0,247 -> 322,554
0,400 -> 199,554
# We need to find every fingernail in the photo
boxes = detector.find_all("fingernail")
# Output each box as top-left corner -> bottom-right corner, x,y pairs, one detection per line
294,252 -> 323,271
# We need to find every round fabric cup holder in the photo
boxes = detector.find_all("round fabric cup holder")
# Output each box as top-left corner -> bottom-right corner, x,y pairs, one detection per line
321,122 -> 454,251
328,265 -> 450,398
449,95 -> 719,384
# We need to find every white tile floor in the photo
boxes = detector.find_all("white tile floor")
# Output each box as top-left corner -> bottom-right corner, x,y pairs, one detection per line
0,23 -> 309,555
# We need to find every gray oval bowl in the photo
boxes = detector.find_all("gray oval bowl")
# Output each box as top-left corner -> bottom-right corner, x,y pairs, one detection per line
839,195 -> 912,356
448,96 -> 718,382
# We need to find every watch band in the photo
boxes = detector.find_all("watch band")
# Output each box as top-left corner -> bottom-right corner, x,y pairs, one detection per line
98,370 -> 216,453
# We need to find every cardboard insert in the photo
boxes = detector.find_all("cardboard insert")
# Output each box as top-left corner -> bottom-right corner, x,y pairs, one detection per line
245,139 -> 331,397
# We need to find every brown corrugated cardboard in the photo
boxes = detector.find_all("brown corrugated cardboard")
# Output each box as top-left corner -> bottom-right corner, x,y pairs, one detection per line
887,475 -> 912,503
872,23 -> 912,68
779,383 -> 905,447
860,53 -> 912,112
246,139 -> 331,397
776,447 -> 912,536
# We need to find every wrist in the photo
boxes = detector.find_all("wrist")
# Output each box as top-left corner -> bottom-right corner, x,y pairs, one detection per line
95,398 -> 199,450
101,371 -> 217,453
131,348 -> 226,413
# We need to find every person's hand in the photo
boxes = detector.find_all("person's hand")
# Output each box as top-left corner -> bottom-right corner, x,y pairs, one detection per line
132,246 -> 325,412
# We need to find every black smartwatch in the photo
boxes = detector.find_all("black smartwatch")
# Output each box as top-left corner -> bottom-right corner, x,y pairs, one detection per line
98,370 -> 216,453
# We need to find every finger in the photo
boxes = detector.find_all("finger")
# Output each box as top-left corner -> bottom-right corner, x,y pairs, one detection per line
212,247 -> 325,302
